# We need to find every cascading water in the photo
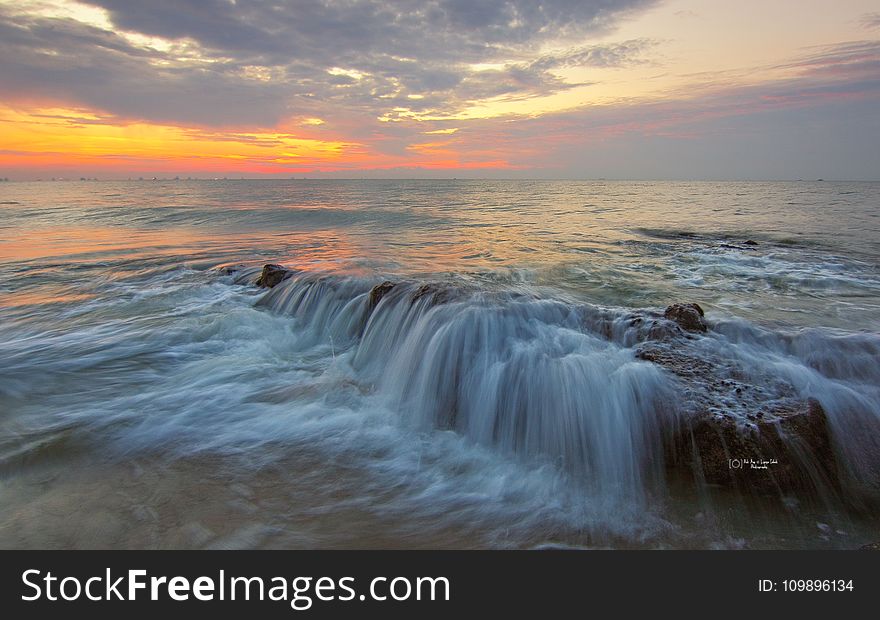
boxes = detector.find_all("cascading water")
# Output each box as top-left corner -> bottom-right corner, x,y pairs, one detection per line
232,265 -> 880,517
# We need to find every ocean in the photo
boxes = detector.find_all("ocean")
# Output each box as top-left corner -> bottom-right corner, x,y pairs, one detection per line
0,179 -> 878,549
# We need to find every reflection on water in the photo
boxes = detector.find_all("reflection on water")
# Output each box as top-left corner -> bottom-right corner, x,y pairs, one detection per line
2,180 -> 878,328
0,180 -> 878,549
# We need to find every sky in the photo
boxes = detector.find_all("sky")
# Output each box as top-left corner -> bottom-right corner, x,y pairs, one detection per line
0,0 -> 878,180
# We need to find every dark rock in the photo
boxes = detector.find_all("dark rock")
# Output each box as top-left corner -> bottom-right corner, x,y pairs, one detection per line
218,264 -> 245,275
721,242 -> 757,251
636,337 -> 840,498
412,284 -> 436,303
411,283 -> 456,306
670,398 -> 839,496
369,281 -> 395,310
645,319 -> 681,342
636,344 -> 716,379
664,303 -> 707,333
256,264 -> 292,288
743,240 -> 758,246
583,309 -> 680,343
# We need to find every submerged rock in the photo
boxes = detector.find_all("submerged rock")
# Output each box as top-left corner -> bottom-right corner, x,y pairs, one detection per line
664,303 -> 707,333
218,264 -> 246,275
411,283 -> 458,306
369,281 -> 395,310
256,264 -> 292,288
720,243 -> 758,251
635,342 -> 716,379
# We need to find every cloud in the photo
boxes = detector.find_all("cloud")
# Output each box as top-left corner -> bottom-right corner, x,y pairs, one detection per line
86,0 -> 653,55
0,0 -> 658,129
0,12 -> 294,125
780,40 -> 880,78
527,38 -> 657,72
447,39 -> 880,178
861,12 -> 880,29
2,2 -> 877,179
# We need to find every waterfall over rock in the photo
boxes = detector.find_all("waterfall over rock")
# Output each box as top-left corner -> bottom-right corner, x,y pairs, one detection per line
229,264 -> 880,512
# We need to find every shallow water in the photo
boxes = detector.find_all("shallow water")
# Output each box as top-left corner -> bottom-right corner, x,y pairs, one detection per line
0,179 -> 878,549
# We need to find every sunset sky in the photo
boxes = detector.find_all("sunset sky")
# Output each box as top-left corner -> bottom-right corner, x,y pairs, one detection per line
1,0 -> 878,180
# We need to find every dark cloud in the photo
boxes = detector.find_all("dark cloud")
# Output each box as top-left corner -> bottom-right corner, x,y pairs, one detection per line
0,0 -> 657,127
87,0 -> 653,56
0,12 -> 295,125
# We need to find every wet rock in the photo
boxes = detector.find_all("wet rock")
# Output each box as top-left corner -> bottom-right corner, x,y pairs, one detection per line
636,337 -> 840,498
636,344 -> 716,379
218,264 -> 246,275
411,283 -> 457,306
369,281 -> 395,310
669,398 -> 839,496
664,303 -> 707,333
721,243 -> 758,251
645,319 -> 684,342
582,309 -> 681,344
256,264 -> 292,288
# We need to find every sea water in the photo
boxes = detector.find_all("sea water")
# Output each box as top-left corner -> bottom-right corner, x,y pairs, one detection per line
0,179 -> 878,549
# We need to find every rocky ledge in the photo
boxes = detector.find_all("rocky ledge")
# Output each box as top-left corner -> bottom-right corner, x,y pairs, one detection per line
230,265 -> 851,503
636,304 -> 841,500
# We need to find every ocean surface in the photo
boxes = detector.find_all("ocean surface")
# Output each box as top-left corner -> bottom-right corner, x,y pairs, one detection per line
0,179 -> 878,549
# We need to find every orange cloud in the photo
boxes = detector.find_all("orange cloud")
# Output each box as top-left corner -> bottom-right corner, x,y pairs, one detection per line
0,104 -> 519,177
0,104 -> 358,176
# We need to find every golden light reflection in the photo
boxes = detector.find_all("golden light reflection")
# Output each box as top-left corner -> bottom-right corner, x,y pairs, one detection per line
0,225 -> 221,262
0,290 -> 94,308
0,222 -> 367,276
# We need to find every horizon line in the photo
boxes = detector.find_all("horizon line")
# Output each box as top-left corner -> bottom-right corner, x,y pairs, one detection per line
3,177 -> 879,184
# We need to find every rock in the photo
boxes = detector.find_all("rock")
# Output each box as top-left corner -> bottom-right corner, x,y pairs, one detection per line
668,398 -> 839,497
411,283 -> 457,306
859,542 -> 880,550
743,240 -> 758,246
369,281 -> 395,310
255,264 -> 292,288
643,318 -> 682,342
664,303 -> 707,333
635,344 -> 715,379
218,264 -> 245,275
721,242 -> 758,251
636,337 -> 840,498
582,309 -> 681,344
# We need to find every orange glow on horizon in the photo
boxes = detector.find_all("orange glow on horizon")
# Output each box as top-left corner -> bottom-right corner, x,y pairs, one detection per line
0,104 -> 515,177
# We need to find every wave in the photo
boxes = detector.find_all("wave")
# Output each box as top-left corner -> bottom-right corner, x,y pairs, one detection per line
226,264 -> 880,511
